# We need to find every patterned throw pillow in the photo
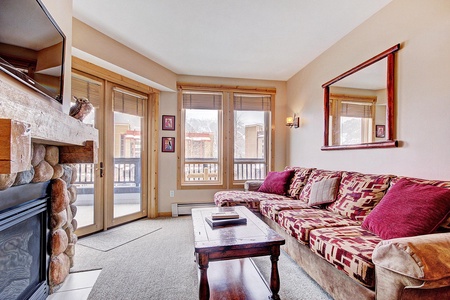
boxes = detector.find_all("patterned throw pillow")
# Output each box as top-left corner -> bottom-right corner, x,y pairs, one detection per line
391,176 -> 450,229
258,169 -> 295,196
308,177 -> 340,207
362,178 -> 450,239
285,167 -> 314,199
298,169 -> 342,203
327,171 -> 391,221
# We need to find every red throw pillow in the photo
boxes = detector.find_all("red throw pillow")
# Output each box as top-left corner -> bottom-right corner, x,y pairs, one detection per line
362,178 -> 450,239
258,170 -> 295,196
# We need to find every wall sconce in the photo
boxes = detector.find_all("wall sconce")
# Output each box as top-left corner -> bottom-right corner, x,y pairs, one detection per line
286,116 -> 300,128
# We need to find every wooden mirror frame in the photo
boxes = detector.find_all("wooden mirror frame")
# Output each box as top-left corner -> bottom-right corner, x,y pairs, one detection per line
321,44 -> 400,150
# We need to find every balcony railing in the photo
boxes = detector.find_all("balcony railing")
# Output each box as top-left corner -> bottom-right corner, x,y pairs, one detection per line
184,158 -> 266,182
233,158 -> 266,180
75,158 -> 266,192
74,158 -> 141,194
184,159 -> 219,181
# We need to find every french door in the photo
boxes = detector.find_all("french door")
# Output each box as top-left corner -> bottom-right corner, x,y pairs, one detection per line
72,71 -> 148,236
105,83 -> 148,228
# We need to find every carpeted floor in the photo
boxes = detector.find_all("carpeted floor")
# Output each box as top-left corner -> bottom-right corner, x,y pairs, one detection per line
73,217 -> 333,300
78,219 -> 162,252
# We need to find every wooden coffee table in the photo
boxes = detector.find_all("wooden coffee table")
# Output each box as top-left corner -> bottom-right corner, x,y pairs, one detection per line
192,206 -> 285,300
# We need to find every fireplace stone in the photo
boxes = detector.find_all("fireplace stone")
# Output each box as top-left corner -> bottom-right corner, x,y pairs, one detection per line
0,143 -> 80,297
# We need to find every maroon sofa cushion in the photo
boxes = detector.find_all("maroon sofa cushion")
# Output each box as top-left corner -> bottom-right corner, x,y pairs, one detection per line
362,178 -> 450,239
258,170 -> 295,196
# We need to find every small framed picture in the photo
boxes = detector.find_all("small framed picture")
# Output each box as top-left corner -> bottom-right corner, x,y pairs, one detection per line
375,125 -> 386,138
162,137 -> 175,152
162,115 -> 175,131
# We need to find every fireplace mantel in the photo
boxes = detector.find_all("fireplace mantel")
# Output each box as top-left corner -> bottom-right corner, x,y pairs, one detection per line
0,77 -> 98,173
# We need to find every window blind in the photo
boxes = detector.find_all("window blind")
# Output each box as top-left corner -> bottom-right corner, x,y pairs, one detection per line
233,94 -> 271,111
71,75 -> 101,108
340,101 -> 373,118
182,92 -> 222,110
113,88 -> 146,117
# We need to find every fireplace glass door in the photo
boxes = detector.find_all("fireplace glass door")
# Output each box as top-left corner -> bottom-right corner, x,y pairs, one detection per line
0,197 -> 48,300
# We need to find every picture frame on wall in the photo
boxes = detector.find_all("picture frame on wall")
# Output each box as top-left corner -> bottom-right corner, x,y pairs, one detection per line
162,115 -> 175,130
162,137 -> 175,152
375,125 -> 386,138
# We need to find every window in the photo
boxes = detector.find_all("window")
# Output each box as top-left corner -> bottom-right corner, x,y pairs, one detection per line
178,84 -> 275,189
233,94 -> 271,181
181,91 -> 222,185
329,94 -> 376,145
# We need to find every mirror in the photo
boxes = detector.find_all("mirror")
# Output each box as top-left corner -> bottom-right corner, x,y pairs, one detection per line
322,44 -> 400,150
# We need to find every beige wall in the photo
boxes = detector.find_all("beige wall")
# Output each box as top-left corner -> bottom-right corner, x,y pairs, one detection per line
286,0 -> 450,180
158,76 -> 287,213
72,18 -> 177,92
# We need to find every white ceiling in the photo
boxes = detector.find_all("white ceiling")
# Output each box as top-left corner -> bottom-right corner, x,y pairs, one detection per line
73,0 -> 392,81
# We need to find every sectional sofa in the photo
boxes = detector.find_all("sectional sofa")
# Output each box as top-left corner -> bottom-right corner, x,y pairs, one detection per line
214,167 -> 450,300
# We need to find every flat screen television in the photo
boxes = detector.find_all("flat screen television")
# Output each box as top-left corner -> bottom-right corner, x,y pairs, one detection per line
0,0 -> 65,103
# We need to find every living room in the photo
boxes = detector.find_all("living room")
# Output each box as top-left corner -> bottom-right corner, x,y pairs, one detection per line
1,0 -> 449,299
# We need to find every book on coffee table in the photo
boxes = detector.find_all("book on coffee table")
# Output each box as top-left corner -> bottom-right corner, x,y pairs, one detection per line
211,211 -> 240,220
205,216 -> 247,228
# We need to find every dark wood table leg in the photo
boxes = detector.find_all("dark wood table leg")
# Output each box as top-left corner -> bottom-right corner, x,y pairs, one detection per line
197,253 -> 210,300
269,246 -> 281,300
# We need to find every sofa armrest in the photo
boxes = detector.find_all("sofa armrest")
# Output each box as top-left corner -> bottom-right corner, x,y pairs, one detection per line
373,232 -> 450,280
244,180 -> 264,192
373,232 -> 450,298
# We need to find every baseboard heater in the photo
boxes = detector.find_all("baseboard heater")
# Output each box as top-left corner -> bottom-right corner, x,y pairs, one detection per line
171,202 -> 216,217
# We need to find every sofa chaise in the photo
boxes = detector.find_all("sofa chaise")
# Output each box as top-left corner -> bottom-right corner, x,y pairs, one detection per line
214,167 -> 450,300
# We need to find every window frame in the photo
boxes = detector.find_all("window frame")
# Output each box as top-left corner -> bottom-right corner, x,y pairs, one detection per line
177,83 -> 275,190
180,91 -> 224,188
230,93 -> 272,189
329,94 -> 376,146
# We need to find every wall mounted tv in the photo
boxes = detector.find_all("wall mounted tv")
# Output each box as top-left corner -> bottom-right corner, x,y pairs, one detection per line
0,0 -> 65,103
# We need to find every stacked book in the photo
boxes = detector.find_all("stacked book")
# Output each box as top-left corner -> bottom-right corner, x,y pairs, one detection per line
205,211 -> 247,228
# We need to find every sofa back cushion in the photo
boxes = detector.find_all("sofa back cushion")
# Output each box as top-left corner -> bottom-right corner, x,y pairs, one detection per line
362,178 -> 450,239
285,167 -> 314,199
327,171 -> 391,221
298,169 -> 341,203
390,176 -> 450,230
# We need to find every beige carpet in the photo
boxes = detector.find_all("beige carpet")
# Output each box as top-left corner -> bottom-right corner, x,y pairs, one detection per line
73,217 -> 332,300
78,219 -> 161,252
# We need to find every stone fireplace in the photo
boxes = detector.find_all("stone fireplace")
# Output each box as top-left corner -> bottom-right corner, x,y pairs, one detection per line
1,145 -> 83,298
0,76 -> 98,299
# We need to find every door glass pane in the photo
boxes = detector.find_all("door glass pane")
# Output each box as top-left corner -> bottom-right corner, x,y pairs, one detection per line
71,74 -> 100,228
234,110 -> 267,180
113,89 -> 144,218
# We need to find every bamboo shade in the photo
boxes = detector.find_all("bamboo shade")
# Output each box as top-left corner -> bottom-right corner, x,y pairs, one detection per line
182,92 -> 222,110
340,101 -> 373,118
71,75 -> 101,108
233,94 -> 271,111
113,89 -> 146,117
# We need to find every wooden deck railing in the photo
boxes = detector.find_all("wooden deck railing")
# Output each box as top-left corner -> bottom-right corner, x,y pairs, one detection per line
184,158 -> 266,182
75,158 -> 141,194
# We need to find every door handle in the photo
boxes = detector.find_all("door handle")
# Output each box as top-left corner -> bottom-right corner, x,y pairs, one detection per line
99,162 -> 104,178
